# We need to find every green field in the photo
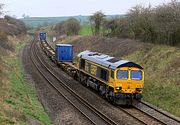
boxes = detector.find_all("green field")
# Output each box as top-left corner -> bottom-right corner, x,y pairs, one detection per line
21,16 -> 90,28
79,25 -> 92,36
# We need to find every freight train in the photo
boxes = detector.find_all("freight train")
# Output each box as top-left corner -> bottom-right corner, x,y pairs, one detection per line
39,32 -> 144,105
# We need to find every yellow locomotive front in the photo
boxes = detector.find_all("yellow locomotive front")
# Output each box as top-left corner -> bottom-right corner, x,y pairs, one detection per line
77,50 -> 144,105
109,67 -> 144,104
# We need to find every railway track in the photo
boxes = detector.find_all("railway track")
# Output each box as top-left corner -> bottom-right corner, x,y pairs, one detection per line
132,101 -> 180,125
30,38 -> 118,125
37,41 -> 169,125
39,39 -> 180,125
118,105 -> 167,125
30,37 -> 180,125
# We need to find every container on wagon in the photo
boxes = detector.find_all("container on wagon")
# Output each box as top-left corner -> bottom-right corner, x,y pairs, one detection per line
39,32 -> 46,41
55,44 -> 73,62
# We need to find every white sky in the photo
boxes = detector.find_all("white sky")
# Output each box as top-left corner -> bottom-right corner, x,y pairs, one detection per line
1,0 -> 171,18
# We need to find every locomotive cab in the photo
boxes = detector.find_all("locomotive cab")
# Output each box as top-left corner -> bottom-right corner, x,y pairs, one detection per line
108,66 -> 144,105
112,67 -> 144,94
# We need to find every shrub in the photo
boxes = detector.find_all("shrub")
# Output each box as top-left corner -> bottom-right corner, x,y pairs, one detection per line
4,15 -> 27,35
63,18 -> 80,35
102,1 -> 180,45
54,18 -> 80,36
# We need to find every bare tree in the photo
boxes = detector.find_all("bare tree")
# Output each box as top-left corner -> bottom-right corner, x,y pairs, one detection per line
54,18 -> 80,36
101,0 -> 180,45
103,17 -> 130,38
128,5 -> 156,42
89,11 -> 105,36
54,21 -> 65,34
63,18 -> 80,35
153,0 -> 180,45
0,3 -> 4,16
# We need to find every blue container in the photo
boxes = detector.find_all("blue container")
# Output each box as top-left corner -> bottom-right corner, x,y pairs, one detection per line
55,44 -> 73,62
39,32 -> 46,41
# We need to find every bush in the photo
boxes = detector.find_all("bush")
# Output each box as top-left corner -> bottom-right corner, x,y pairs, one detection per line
0,15 -> 27,52
102,1 -> 180,45
4,15 -> 27,35
54,21 -> 65,34
0,30 -> 14,52
54,18 -> 80,36
103,18 -> 131,38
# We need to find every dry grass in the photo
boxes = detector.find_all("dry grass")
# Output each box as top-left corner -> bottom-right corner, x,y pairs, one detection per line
59,36 -> 153,57
0,35 -> 26,124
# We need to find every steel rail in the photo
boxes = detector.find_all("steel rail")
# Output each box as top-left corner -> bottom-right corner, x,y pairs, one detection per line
31,38 -> 118,125
30,38 -> 97,125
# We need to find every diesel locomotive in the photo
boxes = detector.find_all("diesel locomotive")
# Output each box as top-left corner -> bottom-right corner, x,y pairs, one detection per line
77,51 -> 144,105
39,32 -> 144,105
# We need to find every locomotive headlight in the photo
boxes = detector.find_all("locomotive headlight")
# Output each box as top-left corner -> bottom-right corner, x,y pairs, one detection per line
136,88 -> 142,91
116,86 -> 122,90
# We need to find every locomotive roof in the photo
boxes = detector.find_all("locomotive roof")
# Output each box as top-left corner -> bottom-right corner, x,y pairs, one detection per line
78,50 -> 143,70
56,44 -> 72,46
39,32 -> 46,34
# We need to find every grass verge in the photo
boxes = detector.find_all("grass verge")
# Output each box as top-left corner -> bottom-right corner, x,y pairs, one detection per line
125,45 -> 180,117
0,36 -> 52,124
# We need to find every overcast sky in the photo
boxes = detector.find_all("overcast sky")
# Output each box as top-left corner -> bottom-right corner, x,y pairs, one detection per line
1,0 -> 171,18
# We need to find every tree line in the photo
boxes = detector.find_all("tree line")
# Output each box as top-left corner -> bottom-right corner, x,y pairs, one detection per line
89,1 -> 180,45
54,0 -> 179,45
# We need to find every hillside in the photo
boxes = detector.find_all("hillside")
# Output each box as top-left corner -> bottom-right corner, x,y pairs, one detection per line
0,16 -> 52,124
20,15 -> 123,28
54,36 -> 180,117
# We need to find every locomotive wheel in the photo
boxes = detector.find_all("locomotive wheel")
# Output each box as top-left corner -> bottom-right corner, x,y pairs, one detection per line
109,90 -> 115,104
86,79 -> 89,87
99,85 -> 106,96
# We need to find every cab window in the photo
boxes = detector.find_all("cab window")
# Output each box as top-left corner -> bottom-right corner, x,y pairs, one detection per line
131,70 -> 142,80
80,59 -> 85,69
100,69 -> 108,81
111,70 -> 114,78
117,70 -> 128,79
